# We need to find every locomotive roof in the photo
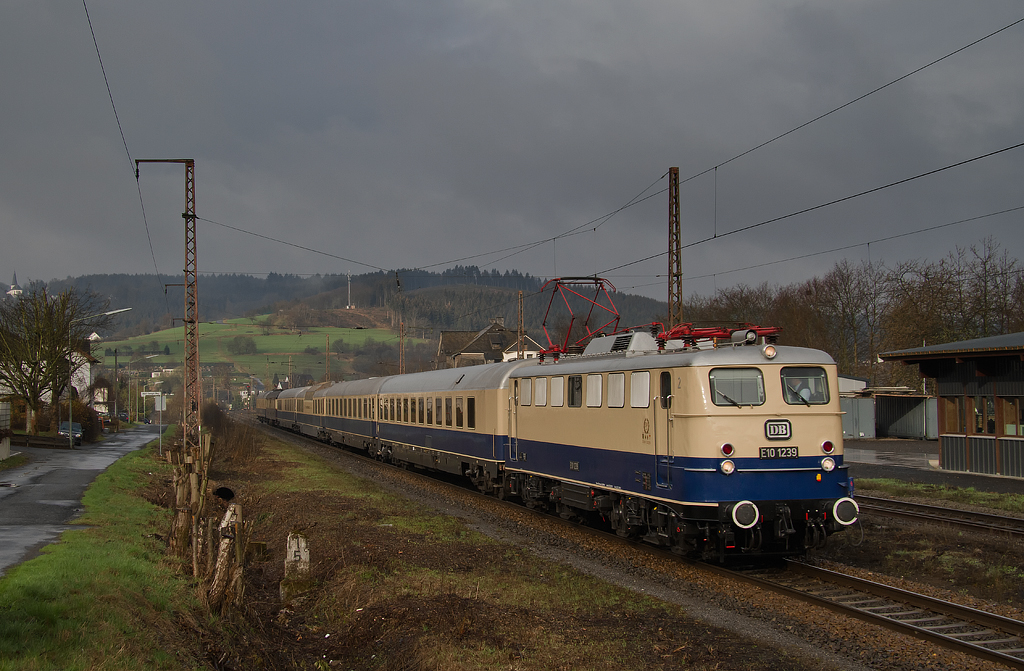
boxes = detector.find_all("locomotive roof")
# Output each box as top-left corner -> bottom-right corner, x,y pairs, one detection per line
509,343 -> 835,377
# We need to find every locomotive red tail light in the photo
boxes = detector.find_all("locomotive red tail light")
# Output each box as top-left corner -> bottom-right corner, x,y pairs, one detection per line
821,440 -> 835,454
721,443 -> 735,457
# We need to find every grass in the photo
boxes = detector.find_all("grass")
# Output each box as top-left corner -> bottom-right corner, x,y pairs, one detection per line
0,454 -> 29,471
245,437 -> 828,671
0,427 -> 198,671
856,477 -> 1024,514
96,316 -> 414,373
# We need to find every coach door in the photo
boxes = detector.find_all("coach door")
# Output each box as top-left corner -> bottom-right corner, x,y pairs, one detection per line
508,380 -> 520,462
654,371 -> 673,488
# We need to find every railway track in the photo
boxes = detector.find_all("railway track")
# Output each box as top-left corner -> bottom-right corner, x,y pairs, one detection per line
736,561 -> 1024,669
256,420 -> 1024,670
857,495 -> 1024,538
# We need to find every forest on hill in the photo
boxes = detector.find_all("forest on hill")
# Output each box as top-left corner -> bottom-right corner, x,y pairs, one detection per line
21,235 -> 1024,389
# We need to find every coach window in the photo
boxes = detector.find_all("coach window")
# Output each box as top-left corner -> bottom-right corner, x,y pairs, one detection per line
587,374 -> 603,408
445,397 -> 453,426
467,397 -> 476,429
402,398 -> 408,423
567,375 -> 583,408
709,368 -> 765,407
411,397 -> 418,423
781,367 -> 829,405
456,397 -> 464,428
535,377 -> 547,407
551,376 -> 565,407
436,397 -> 443,425
426,397 -> 434,425
630,371 -> 650,408
520,378 -> 532,406
418,398 -> 425,424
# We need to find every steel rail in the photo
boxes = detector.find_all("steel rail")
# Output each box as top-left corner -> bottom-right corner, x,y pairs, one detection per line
857,495 -> 1024,538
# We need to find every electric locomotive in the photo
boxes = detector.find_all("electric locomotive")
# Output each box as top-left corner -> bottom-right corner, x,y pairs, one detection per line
256,326 -> 858,560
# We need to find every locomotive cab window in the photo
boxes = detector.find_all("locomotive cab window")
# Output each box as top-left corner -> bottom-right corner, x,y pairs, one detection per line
781,367 -> 829,405
709,368 -> 765,407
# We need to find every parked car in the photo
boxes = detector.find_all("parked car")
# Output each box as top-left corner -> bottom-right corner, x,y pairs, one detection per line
58,422 -> 83,446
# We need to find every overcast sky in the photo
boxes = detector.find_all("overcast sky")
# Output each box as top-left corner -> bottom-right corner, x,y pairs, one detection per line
2,1 -> 1022,303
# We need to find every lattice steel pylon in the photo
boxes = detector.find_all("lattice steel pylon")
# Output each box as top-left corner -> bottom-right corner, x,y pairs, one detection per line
667,167 -> 682,327
136,159 -> 200,454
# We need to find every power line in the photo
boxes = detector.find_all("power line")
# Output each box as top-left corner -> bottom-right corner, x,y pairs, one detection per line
599,140 -> 1024,275
82,0 -> 169,313
198,217 -> 387,271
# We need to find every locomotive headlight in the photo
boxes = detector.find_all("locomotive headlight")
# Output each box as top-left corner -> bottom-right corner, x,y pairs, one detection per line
720,459 -> 736,475
821,456 -> 836,472
762,344 -> 777,359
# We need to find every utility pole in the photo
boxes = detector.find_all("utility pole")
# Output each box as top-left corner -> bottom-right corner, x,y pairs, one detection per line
326,334 -> 330,381
399,322 -> 405,375
667,166 -> 683,327
517,291 -> 524,360
136,159 -> 200,452
347,271 -> 351,309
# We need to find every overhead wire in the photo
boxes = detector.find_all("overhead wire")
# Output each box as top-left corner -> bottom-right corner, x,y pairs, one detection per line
598,140 -> 1024,276
82,0 -> 169,314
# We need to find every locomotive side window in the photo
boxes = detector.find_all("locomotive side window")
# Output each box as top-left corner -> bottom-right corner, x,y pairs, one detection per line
710,368 -> 765,407
456,397 -> 464,427
781,367 -> 829,405
608,373 -> 625,408
630,371 -> 650,408
426,397 -> 433,425
567,375 -> 583,408
586,374 -> 602,408
659,371 -> 672,409
535,377 -> 548,406
520,378 -> 532,406
550,377 -> 565,407
445,397 -> 453,426
467,397 -> 476,429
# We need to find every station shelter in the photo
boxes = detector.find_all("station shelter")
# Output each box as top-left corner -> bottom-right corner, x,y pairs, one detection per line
880,332 -> 1024,476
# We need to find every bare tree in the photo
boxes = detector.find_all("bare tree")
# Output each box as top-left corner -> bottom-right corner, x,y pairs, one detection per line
0,287 -> 113,433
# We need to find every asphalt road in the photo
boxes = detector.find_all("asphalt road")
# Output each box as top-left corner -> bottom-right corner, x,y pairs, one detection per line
0,425 -> 160,577
845,438 -> 1024,495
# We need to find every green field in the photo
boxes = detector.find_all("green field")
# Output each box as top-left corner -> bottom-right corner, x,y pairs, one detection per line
96,316 -> 405,382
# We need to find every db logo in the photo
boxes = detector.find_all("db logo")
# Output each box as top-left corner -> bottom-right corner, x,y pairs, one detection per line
641,418 -> 651,443
765,419 -> 791,440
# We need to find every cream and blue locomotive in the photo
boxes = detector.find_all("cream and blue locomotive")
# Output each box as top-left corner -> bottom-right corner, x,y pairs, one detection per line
256,327 -> 858,559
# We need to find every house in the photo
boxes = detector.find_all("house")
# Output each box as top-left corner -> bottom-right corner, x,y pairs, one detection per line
437,319 -> 529,368
881,332 -> 1024,476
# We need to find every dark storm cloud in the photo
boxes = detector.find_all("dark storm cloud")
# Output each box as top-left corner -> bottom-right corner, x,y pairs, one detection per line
1,1 -> 1021,300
